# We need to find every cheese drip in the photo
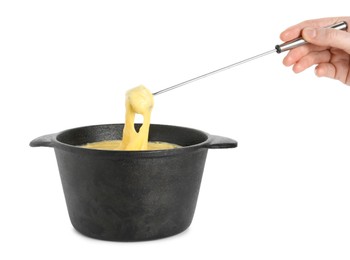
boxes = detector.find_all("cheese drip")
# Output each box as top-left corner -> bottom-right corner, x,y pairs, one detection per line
120,85 -> 154,150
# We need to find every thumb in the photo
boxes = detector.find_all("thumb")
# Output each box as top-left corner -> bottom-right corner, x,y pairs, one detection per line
302,27 -> 350,54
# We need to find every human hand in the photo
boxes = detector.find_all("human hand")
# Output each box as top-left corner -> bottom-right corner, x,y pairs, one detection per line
280,17 -> 350,85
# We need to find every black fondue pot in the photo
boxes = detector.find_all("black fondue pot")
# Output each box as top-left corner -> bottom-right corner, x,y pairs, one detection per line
30,124 -> 237,241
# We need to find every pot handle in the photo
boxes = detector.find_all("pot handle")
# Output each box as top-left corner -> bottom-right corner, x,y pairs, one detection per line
30,133 -> 56,148
204,135 -> 238,149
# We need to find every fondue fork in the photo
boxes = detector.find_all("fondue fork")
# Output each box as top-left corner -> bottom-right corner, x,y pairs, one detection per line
152,21 -> 348,96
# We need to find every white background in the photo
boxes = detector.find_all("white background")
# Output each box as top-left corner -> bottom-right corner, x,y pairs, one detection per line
1,1 -> 349,259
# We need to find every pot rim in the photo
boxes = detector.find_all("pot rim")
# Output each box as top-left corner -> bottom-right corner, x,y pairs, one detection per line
30,123 -> 237,158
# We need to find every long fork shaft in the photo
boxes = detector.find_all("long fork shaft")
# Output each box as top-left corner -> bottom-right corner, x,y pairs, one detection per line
152,49 -> 276,96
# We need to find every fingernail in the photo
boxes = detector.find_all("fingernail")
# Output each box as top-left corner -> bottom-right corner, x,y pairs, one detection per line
314,67 -> 319,77
303,27 -> 317,39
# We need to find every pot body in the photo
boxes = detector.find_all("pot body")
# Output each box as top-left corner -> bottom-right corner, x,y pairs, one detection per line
31,124 -> 237,241
55,145 -> 207,241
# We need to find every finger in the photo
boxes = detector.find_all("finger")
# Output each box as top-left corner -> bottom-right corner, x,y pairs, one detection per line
332,59 -> 350,83
292,50 -> 331,73
280,25 -> 303,42
315,63 -> 350,85
280,17 -> 347,41
282,44 -> 328,66
302,27 -> 350,54
315,63 -> 338,82
280,17 -> 343,42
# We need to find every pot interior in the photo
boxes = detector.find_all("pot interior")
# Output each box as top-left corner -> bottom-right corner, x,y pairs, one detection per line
56,124 -> 208,148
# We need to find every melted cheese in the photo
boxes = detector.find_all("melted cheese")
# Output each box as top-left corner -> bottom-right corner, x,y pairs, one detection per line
82,85 -> 180,151
83,140 -> 180,151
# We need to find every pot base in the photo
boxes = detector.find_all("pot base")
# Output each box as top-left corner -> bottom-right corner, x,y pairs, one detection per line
71,221 -> 192,242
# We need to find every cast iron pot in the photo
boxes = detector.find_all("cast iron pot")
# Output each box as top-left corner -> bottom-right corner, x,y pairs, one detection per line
30,124 -> 237,241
